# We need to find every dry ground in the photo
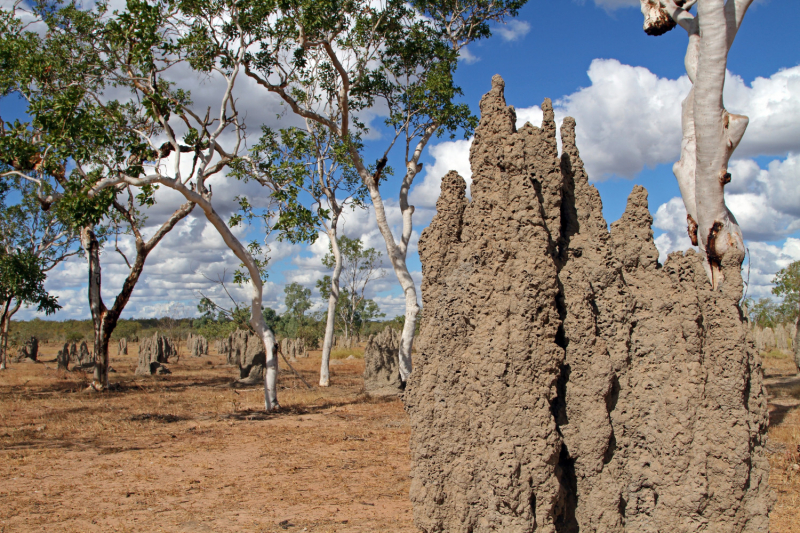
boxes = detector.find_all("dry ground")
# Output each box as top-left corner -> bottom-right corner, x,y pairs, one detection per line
0,341 -> 797,532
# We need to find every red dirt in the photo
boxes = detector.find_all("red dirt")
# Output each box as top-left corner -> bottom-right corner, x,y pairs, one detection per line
0,341 -> 796,532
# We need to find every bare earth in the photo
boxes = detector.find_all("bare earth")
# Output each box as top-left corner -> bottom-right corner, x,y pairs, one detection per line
0,341 -> 797,532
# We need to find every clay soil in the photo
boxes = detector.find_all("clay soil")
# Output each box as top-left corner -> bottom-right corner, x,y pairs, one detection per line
0,341 -> 797,532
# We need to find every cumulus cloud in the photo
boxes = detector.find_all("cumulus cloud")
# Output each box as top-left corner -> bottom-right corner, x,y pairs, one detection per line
409,139 -> 473,208
459,46 -> 480,64
653,153 -> 800,286
653,197 -> 693,263
495,20 -> 531,42
419,60 -> 800,208
500,60 -> 800,181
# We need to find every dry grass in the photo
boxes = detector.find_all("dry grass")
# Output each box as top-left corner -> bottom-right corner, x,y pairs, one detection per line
0,341 -> 798,532
0,341 -> 414,533
330,348 -> 365,360
763,348 -> 800,532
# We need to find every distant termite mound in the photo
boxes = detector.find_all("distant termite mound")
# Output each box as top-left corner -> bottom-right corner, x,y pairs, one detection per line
136,332 -> 177,375
405,75 -> 771,532
221,329 -> 266,385
363,327 -> 403,397
187,333 -> 208,357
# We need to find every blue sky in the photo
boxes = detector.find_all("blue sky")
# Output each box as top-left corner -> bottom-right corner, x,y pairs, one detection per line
7,0 -> 800,321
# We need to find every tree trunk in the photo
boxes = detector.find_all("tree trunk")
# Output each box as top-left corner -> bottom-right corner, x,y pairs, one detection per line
192,198 -> 279,410
364,181 -> 420,383
81,226 -> 110,388
691,0 -> 747,287
655,0 -> 753,288
320,227 -> 343,387
0,299 -> 10,370
362,158 -> 430,383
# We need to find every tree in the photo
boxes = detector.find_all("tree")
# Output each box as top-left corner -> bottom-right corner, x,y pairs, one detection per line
0,3 -> 195,388
317,235 -> 385,383
772,260 -> 800,325
743,297 -> 778,329
50,0 -> 314,409
0,178 -> 80,369
284,282 -> 312,319
179,0 -> 527,384
241,125 -> 368,387
0,250 -> 60,368
638,0 -> 754,288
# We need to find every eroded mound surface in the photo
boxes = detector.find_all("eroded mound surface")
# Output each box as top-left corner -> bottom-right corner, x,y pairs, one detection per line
405,75 -> 771,533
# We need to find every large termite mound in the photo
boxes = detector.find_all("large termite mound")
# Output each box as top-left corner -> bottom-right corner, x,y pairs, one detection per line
405,75 -> 772,533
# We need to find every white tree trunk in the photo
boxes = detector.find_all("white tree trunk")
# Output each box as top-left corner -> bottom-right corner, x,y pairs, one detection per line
320,227 -> 343,387
645,0 -> 753,288
196,202 -> 279,410
365,178 -> 420,383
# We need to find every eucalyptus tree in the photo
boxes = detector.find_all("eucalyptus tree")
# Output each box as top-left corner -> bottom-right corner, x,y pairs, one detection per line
0,251 -> 61,368
318,235 -> 385,342
0,2 -> 196,388
638,0 -> 754,288
773,261 -> 800,340
180,0 -> 527,384
238,124 -> 368,386
0,178 -> 79,369
44,0 -> 311,408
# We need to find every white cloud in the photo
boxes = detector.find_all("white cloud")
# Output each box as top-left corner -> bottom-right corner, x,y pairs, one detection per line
459,46 -> 480,64
495,20 -> 531,42
409,139 -> 473,208
550,59 -> 691,179
653,197 -> 694,263
743,238 -> 800,300
508,60 -> 800,181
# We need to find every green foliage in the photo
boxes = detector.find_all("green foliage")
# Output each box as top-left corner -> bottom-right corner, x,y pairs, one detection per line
0,250 -> 60,316
317,235 -> 385,337
284,282 -> 312,319
744,260 -> 800,328
772,261 -> 800,324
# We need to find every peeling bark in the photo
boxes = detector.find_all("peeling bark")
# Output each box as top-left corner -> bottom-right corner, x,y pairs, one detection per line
640,0 -> 754,288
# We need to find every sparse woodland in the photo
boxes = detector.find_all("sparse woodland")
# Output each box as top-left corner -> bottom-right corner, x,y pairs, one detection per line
0,0 -> 798,531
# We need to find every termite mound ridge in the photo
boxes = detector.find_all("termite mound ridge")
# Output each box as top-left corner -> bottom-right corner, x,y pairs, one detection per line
406,74 -> 772,533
